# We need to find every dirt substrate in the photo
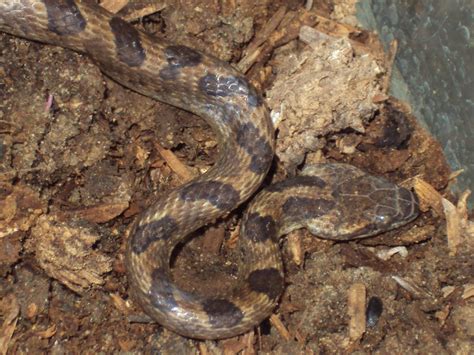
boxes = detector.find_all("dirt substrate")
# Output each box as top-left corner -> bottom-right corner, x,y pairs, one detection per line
0,1 -> 473,354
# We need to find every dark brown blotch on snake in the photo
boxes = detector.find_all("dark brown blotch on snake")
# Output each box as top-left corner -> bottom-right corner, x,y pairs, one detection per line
202,299 -> 244,328
159,45 -> 203,80
150,268 -> 179,312
166,45 -> 202,67
243,212 -> 277,243
109,17 -> 145,67
131,216 -> 178,254
0,1 -> 420,340
43,0 -> 85,35
267,175 -> 327,193
247,268 -> 284,300
236,122 -> 274,174
282,196 -> 336,219
179,181 -> 240,210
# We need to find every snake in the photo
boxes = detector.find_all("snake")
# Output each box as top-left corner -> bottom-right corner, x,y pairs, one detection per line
0,0 -> 420,340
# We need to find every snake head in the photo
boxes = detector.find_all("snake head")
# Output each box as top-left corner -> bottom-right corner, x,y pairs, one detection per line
300,164 -> 419,241
327,173 -> 419,240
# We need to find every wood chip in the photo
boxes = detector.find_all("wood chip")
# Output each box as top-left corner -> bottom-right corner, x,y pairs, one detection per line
120,2 -> 167,22
155,142 -> 197,183
110,293 -> 130,316
299,25 -> 332,45
241,332 -> 256,355
382,39 -> 398,95
347,283 -> 366,342
100,0 -> 129,14
0,183 -> 46,238
36,324 -> 57,339
56,202 -> 129,224
198,342 -> 210,355
413,177 -> 444,215
239,6 -> 287,71
225,225 -> 240,250
29,216 -> 113,293
457,189 -> 471,220
372,93 -> 389,103
0,294 -> 19,355
448,168 -> 464,181
441,285 -> 456,298
462,284 -> 474,300
287,230 -> 304,266
442,197 -> 463,256
270,314 -> 291,341
238,9 -> 319,74
222,338 -> 246,355
311,13 -> 361,39
118,338 -> 136,352
26,303 -> 38,319
391,276 -> 433,299
293,328 -> 306,344
0,193 -> 16,223
376,246 -> 408,260
458,191 -> 474,241
435,305 -> 451,326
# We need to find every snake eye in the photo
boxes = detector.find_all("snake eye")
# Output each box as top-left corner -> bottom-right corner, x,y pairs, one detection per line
374,214 -> 388,224
373,206 -> 396,226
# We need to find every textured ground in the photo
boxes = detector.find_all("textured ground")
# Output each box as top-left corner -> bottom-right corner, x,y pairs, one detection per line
0,0 -> 472,354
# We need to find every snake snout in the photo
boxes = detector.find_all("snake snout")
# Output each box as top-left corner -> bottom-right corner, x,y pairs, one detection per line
373,186 -> 419,230
396,186 -> 420,223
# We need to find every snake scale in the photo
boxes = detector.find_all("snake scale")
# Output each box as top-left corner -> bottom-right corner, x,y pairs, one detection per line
0,0 -> 419,339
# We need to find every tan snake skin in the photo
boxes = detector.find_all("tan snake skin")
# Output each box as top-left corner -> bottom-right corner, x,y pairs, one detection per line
0,0 -> 419,339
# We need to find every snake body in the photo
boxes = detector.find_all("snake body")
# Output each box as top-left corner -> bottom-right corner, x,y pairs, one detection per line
0,0 -> 419,339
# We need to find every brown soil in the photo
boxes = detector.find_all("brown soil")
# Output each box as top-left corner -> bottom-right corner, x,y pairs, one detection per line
0,1 -> 472,354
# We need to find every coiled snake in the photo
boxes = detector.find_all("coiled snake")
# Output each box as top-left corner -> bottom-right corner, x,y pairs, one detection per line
0,0 -> 419,339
